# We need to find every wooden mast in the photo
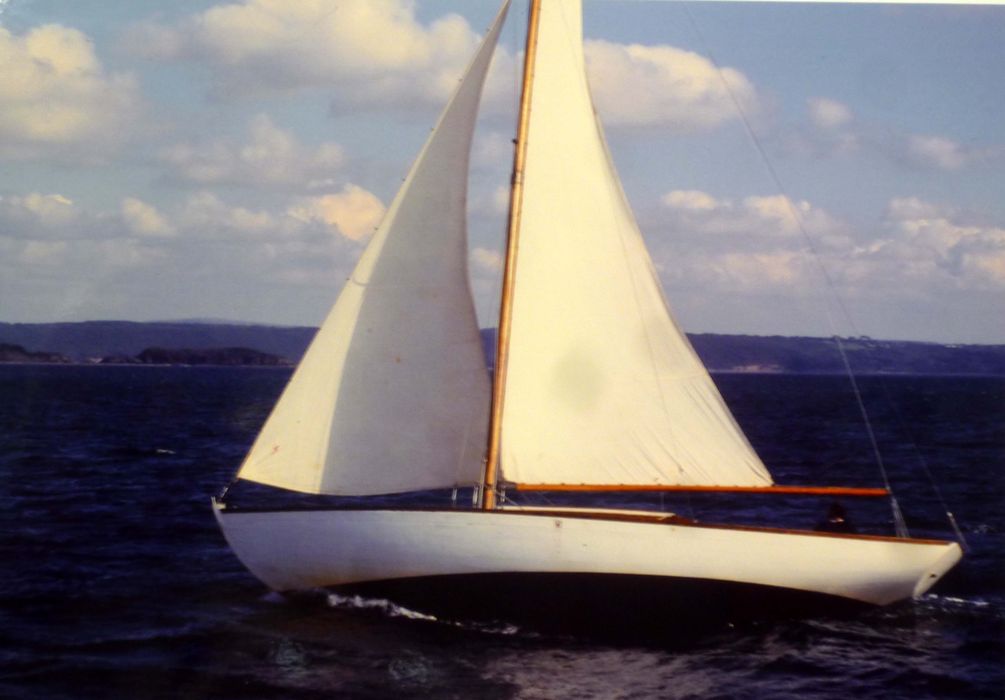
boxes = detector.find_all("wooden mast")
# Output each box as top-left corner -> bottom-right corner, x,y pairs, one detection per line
483,0 -> 542,511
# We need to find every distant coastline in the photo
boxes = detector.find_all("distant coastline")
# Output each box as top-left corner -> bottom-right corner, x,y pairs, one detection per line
0,341 -> 289,367
1,321 -> 1003,374
0,321 -> 312,367
102,346 -> 291,367
0,343 -> 72,365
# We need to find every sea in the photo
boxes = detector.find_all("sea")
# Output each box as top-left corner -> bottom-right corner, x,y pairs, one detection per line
1,365 -> 1001,699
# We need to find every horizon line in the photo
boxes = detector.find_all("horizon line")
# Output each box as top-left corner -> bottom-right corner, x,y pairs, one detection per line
0,318 -> 1001,346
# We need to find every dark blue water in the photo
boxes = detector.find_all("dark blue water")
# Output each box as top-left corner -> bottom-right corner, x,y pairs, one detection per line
1,366 -> 1001,699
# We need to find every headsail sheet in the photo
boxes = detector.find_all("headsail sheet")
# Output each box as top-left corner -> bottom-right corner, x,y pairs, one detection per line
236,2 -> 509,495
499,0 -> 772,488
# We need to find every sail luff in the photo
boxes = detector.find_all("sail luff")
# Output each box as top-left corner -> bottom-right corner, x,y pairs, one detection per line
483,0 -> 543,511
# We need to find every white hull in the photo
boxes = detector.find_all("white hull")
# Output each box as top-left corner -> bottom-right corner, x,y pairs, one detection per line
213,502 -> 961,614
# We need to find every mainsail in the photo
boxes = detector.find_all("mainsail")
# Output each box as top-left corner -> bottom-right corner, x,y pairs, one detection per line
235,2 -> 510,495
498,0 -> 772,488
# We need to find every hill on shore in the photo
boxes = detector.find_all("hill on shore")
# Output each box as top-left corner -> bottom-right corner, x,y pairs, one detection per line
0,321 -> 315,362
1,321 -> 1002,374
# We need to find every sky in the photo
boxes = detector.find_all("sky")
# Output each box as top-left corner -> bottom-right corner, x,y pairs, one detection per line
0,0 -> 1002,343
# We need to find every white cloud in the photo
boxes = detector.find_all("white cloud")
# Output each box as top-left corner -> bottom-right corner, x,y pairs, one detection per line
0,185 -> 380,323
160,189 -> 375,289
125,0 -> 482,107
883,198 -> 974,255
871,197 -> 1005,289
0,187 -> 382,248
884,196 -> 944,222
288,185 -> 385,241
660,189 -> 846,245
472,131 -> 513,168
794,97 -> 1000,170
0,207 -> 165,324
649,189 -> 855,297
656,189 -> 1005,298
807,97 -> 853,130
0,191 -> 172,273
0,192 -> 78,231
94,237 -> 166,269
180,191 -> 280,237
712,250 -> 805,288
812,197 -> 1005,298
162,189 -> 372,293
19,240 -> 69,266
662,190 -> 717,212
467,184 -> 510,218
778,98 -> 860,159
0,24 -> 139,156
126,2 -> 759,126
905,134 -> 970,170
471,246 -> 503,272
585,40 -> 759,130
159,114 -> 344,188
965,249 -> 1005,285
120,198 -> 175,238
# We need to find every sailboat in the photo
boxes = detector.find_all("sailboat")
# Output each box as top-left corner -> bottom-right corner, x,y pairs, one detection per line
213,0 -> 962,633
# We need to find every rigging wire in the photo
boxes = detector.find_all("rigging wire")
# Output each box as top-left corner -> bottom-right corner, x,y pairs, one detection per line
679,3 -> 918,537
859,339 -> 971,550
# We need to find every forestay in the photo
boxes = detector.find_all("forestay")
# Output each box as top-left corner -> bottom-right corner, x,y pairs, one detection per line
499,0 -> 772,488
235,1 -> 510,495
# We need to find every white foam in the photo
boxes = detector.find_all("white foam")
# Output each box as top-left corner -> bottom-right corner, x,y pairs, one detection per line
325,592 -> 439,621
323,593 -> 532,636
921,593 -> 991,609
